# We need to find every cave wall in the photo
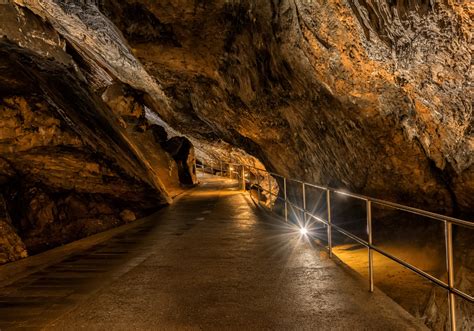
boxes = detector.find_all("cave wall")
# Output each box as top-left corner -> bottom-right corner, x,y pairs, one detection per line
1,0 -> 471,257
91,0 -> 472,217
0,1 -> 471,327
0,3 -> 196,262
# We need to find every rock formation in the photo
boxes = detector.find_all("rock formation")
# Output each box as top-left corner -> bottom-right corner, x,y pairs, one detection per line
0,2 -> 196,260
0,0 -> 472,327
41,0 -> 471,217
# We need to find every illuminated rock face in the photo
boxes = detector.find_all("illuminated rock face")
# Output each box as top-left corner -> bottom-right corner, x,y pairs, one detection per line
0,0 -> 472,327
0,1 -> 471,255
0,3 -> 195,260
97,0 -> 472,216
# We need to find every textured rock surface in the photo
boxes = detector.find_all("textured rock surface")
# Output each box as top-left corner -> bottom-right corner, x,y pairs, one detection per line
0,0 -> 470,243
93,0 -> 472,217
119,209 -> 136,223
0,0 -> 472,326
0,3 -> 196,260
0,194 -> 27,264
5,0 -> 470,216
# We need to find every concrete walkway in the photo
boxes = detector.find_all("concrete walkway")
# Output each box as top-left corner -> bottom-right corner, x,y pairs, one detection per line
0,174 -> 426,330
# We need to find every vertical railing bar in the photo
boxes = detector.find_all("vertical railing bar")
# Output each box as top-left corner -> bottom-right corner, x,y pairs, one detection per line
445,221 -> 456,331
257,169 -> 261,206
367,199 -> 374,293
284,177 -> 288,222
268,175 -> 272,210
302,182 -> 306,226
327,189 -> 332,258
246,165 -> 250,193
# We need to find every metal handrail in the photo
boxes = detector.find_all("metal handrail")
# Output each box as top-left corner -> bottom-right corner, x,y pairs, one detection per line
243,164 -> 470,228
196,159 -> 474,329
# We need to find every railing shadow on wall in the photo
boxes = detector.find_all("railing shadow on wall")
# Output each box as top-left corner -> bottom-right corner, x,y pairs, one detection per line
196,160 -> 473,330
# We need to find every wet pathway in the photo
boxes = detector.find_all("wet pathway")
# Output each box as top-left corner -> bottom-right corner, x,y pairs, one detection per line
0,174 -> 426,330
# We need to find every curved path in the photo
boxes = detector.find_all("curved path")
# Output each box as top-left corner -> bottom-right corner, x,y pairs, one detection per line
0,174 -> 426,330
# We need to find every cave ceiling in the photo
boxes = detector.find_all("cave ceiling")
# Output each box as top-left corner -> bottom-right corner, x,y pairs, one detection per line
1,0 -> 472,218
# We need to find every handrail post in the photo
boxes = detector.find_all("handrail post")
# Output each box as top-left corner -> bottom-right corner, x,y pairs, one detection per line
240,165 -> 245,191
367,200 -> 374,293
302,182 -> 306,226
257,170 -> 261,206
268,175 -> 272,209
245,166 -> 250,192
327,189 -> 332,258
284,177 -> 288,222
220,160 -> 223,177
445,221 -> 456,331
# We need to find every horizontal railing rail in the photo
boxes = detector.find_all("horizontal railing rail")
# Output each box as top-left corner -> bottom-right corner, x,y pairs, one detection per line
196,160 -> 473,330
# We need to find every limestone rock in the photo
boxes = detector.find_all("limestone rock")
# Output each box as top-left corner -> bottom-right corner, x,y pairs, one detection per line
119,209 -> 136,223
92,0 -> 472,217
0,220 -> 28,264
0,5 -> 471,330
0,195 -> 27,264
0,2 -> 209,262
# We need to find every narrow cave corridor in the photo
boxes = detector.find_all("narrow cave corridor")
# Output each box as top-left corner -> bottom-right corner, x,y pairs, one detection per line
0,0 -> 472,330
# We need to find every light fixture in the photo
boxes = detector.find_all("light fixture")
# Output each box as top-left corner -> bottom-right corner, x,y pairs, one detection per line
299,227 -> 308,235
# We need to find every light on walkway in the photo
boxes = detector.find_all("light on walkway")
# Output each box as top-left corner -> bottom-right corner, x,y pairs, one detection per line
299,227 -> 308,236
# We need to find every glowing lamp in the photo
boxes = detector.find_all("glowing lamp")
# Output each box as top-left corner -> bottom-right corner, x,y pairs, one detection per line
299,227 -> 308,235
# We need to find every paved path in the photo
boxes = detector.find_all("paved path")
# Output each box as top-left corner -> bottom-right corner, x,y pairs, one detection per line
0,174 -> 426,330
